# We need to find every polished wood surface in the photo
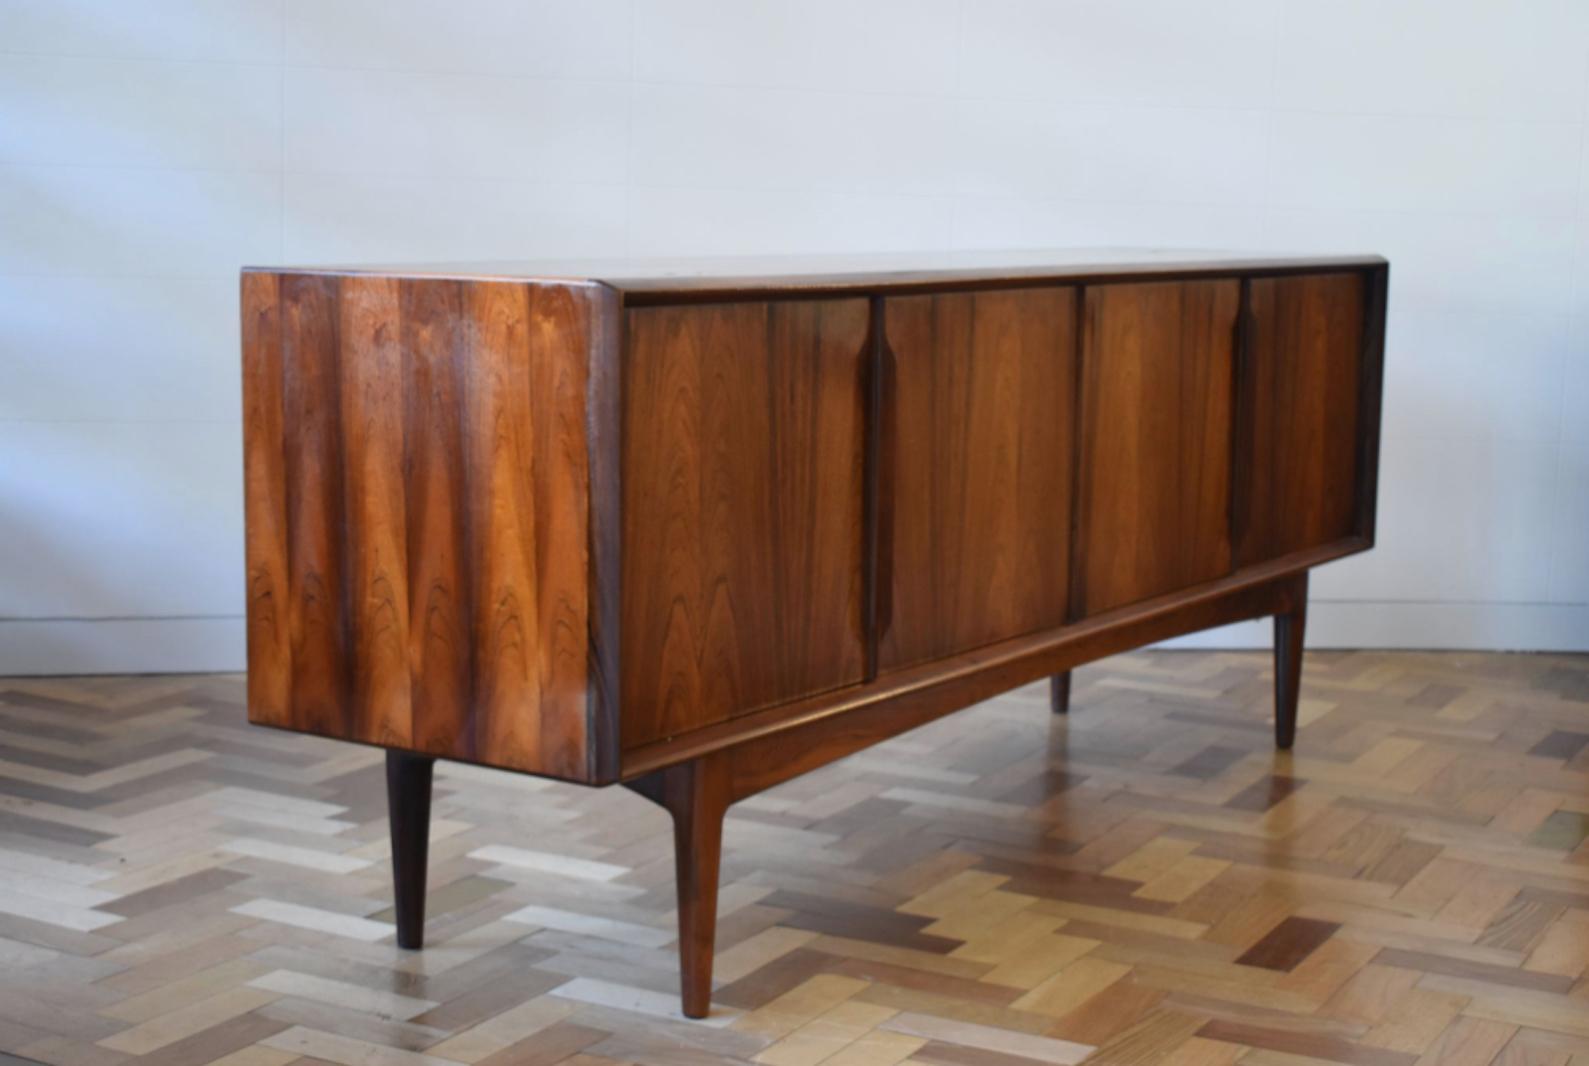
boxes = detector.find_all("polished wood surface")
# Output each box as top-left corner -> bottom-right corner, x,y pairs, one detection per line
623,756 -> 734,1020
620,300 -> 869,747
242,250 -> 1389,1017
1273,572 -> 1309,750
1237,273 -> 1367,565
242,273 -> 606,781
1075,280 -> 1239,615
384,749 -> 434,949
636,570 -> 1313,807
286,247 -> 1385,298
880,287 -> 1077,672
7,653 -> 1589,1063
1050,671 -> 1071,714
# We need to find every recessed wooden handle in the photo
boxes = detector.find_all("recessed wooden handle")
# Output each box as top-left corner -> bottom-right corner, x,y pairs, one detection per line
865,304 -> 897,670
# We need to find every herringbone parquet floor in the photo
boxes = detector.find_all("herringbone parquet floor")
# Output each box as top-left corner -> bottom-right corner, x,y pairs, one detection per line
0,650 -> 1587,1066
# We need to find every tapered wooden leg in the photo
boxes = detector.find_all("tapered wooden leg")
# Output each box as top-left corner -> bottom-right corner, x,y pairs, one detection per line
386,750 -> 434,950
1273,573 -> 1309,751
1049,672 -> 1071,715
668,760 -> 729,1018
625,755 -> 732,1019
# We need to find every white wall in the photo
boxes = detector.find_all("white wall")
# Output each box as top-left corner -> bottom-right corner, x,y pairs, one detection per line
2,0 -> 1587,674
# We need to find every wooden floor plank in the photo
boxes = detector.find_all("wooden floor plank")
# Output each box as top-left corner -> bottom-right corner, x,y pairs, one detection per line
0,649 -> 1584,1064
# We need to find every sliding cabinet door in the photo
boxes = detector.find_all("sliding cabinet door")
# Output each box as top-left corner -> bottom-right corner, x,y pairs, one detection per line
1236,272 -> 1368,565
620,300 -> 870,747
879,287 -> 1077,672
1075,280 -> 1239,615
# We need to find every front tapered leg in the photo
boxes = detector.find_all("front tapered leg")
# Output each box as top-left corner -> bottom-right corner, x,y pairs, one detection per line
626,755 -> 731,1019
386,750 -> 435,950
1049,672 -> 1071,715
669,761 -> 729,1018
1273,572 -> 1309,751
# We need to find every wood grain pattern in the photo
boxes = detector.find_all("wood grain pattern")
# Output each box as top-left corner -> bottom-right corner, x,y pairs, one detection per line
241,254 -> 1389,1021
241,271 -> 290,729
1075,280 -> 1239,615
12,644 -> 1585,1064
619,299 -> 870,747
281,273 -> 350,739
623,550 -> 1322,781
6,651 -> 1582,1066
1237,272 -> 1368,564
623,755 -> 733,1019
400,279 -> 473,758
880,287 -> 1077,672
341,275 -> 410,746
242,273 -> 602,781
1235,916 -> 1341,972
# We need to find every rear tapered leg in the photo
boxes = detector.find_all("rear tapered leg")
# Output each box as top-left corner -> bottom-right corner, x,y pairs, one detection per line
1273,573 -> 1309,751
1050,672 -> 1071,715
626,755 -> 731,1019
386,750 -> 435,950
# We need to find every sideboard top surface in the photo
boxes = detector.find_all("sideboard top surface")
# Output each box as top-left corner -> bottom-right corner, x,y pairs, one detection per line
246,247 -> 1387,300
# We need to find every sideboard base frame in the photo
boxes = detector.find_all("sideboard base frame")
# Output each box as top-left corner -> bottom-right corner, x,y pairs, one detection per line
384,560 -> 1316,1018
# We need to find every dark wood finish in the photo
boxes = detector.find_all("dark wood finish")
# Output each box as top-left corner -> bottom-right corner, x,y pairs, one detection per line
1355,265 -> 1390,542
401,278 -> 471,758
1050,672 -> 1071,715
242,273 -> 606,781
242,251 -> 1388,1018
242,271 -> 290,729
294,249 -> 1386,302
624,553 -> 1321,786
1274,572 -> 1308,751
879,288 -> 1076,671
610,574 -> 1319,1013
1075,280 -> 1239,615
1237,274 -> 1366,564
623,756 -> 731,1019
344,277 -> 410,745
585,284 -> 624,783
619,300 -> 870,747
861,296 -> 889,679
281,273 -> 347,740
1235,916 -> 1341,972
385,749 -> 434,950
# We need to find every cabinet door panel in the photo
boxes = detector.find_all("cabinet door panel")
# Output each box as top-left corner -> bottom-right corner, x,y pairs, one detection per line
1237,273 -> 1366,565
621,300 -> 868,747
880,287 -> 1077,673
1077,280 -> 1238,615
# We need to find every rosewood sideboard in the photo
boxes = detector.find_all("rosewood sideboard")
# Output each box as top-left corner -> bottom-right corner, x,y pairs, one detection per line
241,249 -> 1388,1018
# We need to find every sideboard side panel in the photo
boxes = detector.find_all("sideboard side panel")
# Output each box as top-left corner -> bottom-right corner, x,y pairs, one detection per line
1236,273 -> 1367,566
241,273 -> 601,782
620,300 -> 870,748
466,281 -> 593,779
1075,280 -> 1239,616
879,287 -> 1077,672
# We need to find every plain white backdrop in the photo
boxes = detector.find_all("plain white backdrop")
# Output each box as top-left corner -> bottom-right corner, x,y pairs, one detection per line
2,0 -> 1587,672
